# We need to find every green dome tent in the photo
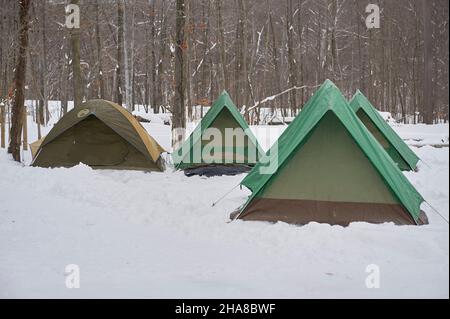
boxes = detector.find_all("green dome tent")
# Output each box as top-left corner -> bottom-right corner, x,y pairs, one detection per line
349,90 -> 420,171
31,99 -> 166,171
173,91 -> 264,176
232,80 -> 427,226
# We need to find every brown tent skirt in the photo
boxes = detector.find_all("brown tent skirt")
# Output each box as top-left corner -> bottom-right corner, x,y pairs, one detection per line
234,198 -> 428,226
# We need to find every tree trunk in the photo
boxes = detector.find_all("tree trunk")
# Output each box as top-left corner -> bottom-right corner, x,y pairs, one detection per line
40,1 -> 49,125
123,1 -> 133,111
269,12 -> 282,111
116,0 -> 124,106
173,0 -> 186,147
22,104 -> 27,151
144,16 -> 150,112
356,0 -> 365,93
185,0 -> 193,120
156,0 -> 167,114
37,102 -> 41,140
0,102 -> 5,148
216,0 -> 228,91
286,0 -> 297,111
150,0 -> 157,113
8,0 -> 31,162
62,42 -> 70,115
95,0 -> 105,99
234,0 -> 248,109
297,0 -> 304,107
423,0 -> 434,124
329,0 -> 338,76
70,0 -> 83,107
202,0 -> 210,105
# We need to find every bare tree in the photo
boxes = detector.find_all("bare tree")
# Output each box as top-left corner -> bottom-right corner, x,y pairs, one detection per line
95,0 -> 105,99
173,0 -> 186,146
423,0 -> 434,124
234,0 -> 246,108
0,0 -> 447,126
0,101 -> 5,148
8,0 -> 31,162
116,0 -> 124,106
286,0 -> 297,110
70,0 -> 83,107
216,0 -> 228,91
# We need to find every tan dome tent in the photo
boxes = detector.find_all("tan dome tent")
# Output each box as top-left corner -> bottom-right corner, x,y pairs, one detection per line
31,100 -> 166,171
30,137 -> 45,159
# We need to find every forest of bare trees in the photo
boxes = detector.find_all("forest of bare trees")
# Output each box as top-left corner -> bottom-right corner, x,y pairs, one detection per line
0,0 -> 448,131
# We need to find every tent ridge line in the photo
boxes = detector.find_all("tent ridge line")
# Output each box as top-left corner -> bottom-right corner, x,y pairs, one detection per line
107,101 -> 164,163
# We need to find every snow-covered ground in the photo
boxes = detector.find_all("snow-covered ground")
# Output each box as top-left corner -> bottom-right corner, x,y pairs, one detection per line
0,108 -> 448,298
394,124 -> 449,147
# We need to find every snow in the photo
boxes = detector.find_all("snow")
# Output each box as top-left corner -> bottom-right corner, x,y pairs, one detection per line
378,111 -> 396,123
132,110 -> 171,125
0,108 -> 448,298
393,124 -> 449,147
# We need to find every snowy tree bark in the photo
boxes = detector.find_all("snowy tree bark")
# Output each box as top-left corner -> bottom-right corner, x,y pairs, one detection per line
216,0 -> 228,91
95,0 -> 105,100
150,0 -> 157,112
156,0 -> 167,114
123,1 -> 133,111
8,0 -> 31,162
423,0 -> 434,124
234,0 -> 247,108
286,0 -> 297,110
40,1 -> 49,125
116,0 -> 124,106
70,0 -> 83,107
173,0 -> 186,146
0,102 -> 5,148
22,105 -> 27,151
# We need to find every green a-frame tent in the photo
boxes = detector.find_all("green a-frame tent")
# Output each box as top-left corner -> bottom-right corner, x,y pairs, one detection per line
233,80 -> 427,226
173,91 -> 264,176
349,91 -> 420,171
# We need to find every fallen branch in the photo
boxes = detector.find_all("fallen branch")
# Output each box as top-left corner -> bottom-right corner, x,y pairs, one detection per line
243,84 -> 318,114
